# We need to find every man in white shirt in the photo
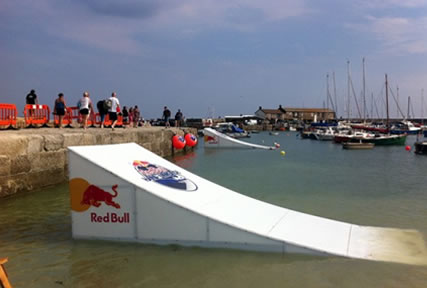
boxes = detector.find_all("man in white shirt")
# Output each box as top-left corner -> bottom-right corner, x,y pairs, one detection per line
108,92 -> 120,130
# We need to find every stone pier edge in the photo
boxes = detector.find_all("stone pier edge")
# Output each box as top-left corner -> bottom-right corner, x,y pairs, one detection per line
0,127 -> 197,198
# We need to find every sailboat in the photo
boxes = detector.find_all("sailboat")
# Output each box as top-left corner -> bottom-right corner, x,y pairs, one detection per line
358,74 -> 407,145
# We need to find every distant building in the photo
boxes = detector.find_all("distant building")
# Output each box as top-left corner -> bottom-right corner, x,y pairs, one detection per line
255,105 -> 335,122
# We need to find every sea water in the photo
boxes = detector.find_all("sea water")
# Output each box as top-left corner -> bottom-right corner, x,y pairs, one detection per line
1,132 -> 427,287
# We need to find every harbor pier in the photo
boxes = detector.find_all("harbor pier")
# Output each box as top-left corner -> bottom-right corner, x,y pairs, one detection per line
0,127 -> 196,198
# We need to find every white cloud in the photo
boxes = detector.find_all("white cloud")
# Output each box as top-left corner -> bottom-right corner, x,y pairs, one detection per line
347,15 -> 427,55
1,0 -> 312,54
358,0 -> 427,8
369,16 -> 427,54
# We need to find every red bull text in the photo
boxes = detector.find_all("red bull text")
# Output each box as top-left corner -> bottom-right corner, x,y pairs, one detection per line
90,212 -> 130,223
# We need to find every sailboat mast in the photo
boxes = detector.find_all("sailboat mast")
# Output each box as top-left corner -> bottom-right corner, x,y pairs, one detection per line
396,86 -> 399,119
407,96 -> 411,119
385,74 -> 389,131
333,71 -> 338,118
362,57 -> 366,122
422,88 -> 424,124
347,60 -> 351,121
326,74 -> 330,110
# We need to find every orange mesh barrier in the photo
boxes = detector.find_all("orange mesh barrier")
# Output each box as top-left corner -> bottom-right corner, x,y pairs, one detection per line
53,107 -> 72,127
68,107 -> 81,124
67,107 -> 96,127
103,113 -> 123,127
0,104 -> 18,129
24,104 -> 50,127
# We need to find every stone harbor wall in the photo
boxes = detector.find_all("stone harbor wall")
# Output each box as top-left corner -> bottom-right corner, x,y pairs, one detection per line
0,127 -> 196,198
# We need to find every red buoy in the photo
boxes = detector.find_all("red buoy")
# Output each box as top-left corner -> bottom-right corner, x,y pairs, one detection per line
172,135 -> 186,149
405,145 -> 411,151
185,133 -> 198,147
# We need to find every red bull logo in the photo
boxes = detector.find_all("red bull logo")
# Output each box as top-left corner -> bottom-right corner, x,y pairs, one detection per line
133,160 -> 198,191
70,178 -> 131,224
204,135 -> 218,144
81,184 -> 120,209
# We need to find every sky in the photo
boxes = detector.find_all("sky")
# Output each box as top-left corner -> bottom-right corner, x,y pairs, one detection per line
1,0 -> 427,119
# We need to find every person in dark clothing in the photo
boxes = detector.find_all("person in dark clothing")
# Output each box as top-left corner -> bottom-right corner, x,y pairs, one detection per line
53,93 -> 67,128
163,106 -> 171,128
175,109 -> 183,127
122,106 -> 129,126
133,105 -> 140,127
26,89 -> 38,105
96,100 -> 107,128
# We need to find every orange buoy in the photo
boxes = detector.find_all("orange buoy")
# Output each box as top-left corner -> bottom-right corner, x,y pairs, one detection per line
172,135 -> 186,149
405,145 -> 411,151
185,133 -> 198,147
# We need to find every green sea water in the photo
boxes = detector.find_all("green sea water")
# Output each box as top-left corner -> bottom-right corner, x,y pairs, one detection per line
1,132 -> 427,287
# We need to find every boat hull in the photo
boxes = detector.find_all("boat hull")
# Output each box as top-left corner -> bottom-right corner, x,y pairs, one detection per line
415,142 -> 427,155
362,134 -> 407,146
342,142 -> 375,150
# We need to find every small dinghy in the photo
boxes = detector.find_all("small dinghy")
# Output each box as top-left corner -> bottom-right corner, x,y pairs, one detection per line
342,142 -> 375,150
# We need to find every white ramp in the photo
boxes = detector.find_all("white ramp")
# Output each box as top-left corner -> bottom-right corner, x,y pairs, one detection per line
204,128 -> 276,149
69,143 -> 427,265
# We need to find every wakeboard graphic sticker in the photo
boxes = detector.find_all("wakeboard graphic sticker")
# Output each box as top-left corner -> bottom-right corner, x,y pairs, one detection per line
133,160 -> 198,191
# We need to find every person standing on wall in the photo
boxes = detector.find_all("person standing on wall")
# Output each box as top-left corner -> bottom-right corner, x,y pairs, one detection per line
53,93 -> 67,128
174,109 -> 183,127
133,105 -> 140,127
163,106 -> 171,128
26,89 -> 38,105
128,107 -> 134,128
108,92 -> 120,130
96,99 -> 107,128
26,89 -> 38,116
78,92 -> 93,130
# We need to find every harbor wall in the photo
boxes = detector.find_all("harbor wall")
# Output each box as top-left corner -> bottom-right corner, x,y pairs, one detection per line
0,127 -> 196,198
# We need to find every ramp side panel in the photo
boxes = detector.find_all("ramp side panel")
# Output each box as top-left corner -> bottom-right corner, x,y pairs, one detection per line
268,211 -> 351,256
201,191 -> 290,235
136,188 -> 208,242
69,151 -> 136,240
208,219 -> 282,247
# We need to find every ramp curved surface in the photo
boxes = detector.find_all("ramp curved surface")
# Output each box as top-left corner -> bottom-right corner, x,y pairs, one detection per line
68,143 -> 427,265
204,127 -> 276,149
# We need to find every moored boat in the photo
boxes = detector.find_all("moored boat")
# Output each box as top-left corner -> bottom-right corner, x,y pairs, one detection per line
214,122 -> 250,138
342,142 -> 375,150
301,130 -> 316,139
313,127 -> 336,141
414,142 -> 427,155
390,121 -> 422,135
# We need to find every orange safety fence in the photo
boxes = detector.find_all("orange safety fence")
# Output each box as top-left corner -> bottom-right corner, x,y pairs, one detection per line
0,104 -> 18,129
88,111 -> 96,127
103,113 -> 123,127
53,107 -> 73,127
55,107 -> 98,128
68,107 -> 81,124
24,104 -> 50,127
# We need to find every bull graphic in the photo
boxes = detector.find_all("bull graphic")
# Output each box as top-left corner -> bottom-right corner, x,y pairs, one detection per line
81,184 -> 120,209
